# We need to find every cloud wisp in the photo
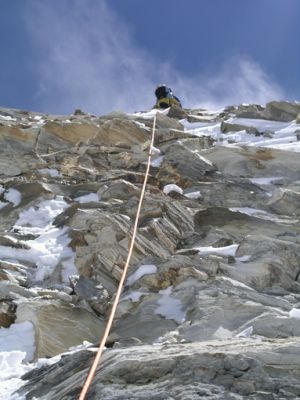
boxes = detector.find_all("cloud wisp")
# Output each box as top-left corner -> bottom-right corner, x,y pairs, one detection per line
175,58 -> 285,110
25,0 -> 285,115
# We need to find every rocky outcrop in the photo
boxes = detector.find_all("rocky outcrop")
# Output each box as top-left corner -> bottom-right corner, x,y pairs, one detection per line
0,102 -> 300,399
221,101 -> 300,122
19,337 -> 300,400
264,101 -> 300,122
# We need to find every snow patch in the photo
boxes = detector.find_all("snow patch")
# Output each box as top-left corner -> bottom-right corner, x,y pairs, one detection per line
184,190 -> 201,199
155,286 -> 185,324
235,255 -> 251,262
4,197 -> 77,282
126,264 -> 157,286
219,276 -> 254,291
230,207 -> 298,224
151,146 -> 161,154
131,108 -> 169,119
0,322 -> 35,362
15,197 -> 67,230
0,351 -> 33,400
235,326 -> 253,338
4,189 -> 22,207
122,291 -> 147,302
197,244 -> 239,257
213,326 -> 232,339
163,184 -> 183,195
150,156 -> 164,167
0,115 -> 16,121
39,168 -> 62,178
74,193 -> 100,203
289,308 -> 300,319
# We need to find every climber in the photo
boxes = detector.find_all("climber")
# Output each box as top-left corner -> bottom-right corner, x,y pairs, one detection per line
153,85 -> 182,109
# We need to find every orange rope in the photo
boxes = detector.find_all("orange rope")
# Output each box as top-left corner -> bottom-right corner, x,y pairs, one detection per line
79,113 -> 157,400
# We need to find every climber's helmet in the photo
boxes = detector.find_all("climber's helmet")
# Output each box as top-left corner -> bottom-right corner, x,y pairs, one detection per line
155,85 -> 172,99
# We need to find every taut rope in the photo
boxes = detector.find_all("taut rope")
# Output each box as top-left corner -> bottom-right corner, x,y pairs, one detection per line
79,113 -> 157,400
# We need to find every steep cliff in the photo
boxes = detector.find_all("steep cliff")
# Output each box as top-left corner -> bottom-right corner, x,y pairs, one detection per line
1,102 -> 300,399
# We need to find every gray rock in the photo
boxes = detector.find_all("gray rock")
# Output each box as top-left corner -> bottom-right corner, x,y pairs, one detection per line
264,101 -> 300,122
268,188 -> 300,216
0,103 -> 300,399
16,299 -> 105,359
17,338 -> 300,399
221,121 -> 259,135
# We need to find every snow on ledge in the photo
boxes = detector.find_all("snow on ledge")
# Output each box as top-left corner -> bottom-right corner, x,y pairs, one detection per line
126,264 -> 157,286
289,308 -> 300,319
74,193 -> 100,203
163,184 -> 183,195
155,286 -> 185,324
196,244 -> 239,257
0,321 -> 35,362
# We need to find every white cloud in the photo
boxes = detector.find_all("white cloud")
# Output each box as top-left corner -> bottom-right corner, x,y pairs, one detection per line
174,58 -> 285,110
25,0 -> 285,115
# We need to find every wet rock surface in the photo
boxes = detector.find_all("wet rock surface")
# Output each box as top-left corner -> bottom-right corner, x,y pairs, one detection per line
0,104 -> 299,399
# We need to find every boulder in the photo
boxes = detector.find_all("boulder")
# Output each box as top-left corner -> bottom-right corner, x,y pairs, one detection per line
268,188 -> 300,216
16,299 -> 104,359
221,120 -> 259,135
264,101 -> 300,122
202,145 -> 300,180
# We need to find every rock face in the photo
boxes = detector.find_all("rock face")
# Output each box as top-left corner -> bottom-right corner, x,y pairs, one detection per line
0,103 -> 299,399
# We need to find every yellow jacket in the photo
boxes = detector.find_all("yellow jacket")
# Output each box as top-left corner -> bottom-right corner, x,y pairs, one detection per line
154,96 -> 182,109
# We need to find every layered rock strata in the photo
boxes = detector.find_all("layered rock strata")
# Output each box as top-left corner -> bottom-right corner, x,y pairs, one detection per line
0,101 -> 299,399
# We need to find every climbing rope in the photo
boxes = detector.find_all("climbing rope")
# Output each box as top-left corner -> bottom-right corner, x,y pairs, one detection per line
79,113 -> 157,400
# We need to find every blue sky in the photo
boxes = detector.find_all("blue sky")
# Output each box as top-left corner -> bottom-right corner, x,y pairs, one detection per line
1,0 -> 299,115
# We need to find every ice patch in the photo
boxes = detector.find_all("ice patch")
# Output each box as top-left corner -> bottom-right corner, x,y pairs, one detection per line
163,184 -> 183,195
126,264 -> 157,286
155,286 -> 185,324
